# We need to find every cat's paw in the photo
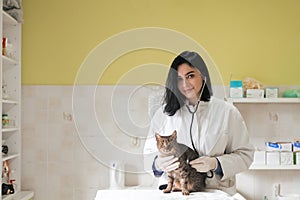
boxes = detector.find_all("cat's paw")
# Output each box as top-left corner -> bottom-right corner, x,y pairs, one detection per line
163,189 -> 171,193
182,190 -> 190,195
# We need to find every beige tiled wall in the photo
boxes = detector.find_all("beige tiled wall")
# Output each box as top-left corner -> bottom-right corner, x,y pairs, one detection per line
21,85 -> 158,200
21,85 -> 300,200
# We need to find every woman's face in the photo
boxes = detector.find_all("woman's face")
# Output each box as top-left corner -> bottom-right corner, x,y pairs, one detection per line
177,63 -> 203,105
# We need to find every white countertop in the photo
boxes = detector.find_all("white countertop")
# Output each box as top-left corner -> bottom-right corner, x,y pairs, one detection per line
95,188 -> 243,200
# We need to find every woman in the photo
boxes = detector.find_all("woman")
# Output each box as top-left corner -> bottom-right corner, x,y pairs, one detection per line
143,51 -> 254,195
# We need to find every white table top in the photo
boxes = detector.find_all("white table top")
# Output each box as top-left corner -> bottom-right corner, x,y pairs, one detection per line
95,188 -> 241,200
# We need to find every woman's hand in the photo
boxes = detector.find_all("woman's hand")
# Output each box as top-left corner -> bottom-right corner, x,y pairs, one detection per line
189,156 -> 218,172
155,153 -> 179,172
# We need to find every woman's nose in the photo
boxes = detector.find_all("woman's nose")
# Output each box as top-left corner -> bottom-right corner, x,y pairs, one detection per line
182,78 -> 191,88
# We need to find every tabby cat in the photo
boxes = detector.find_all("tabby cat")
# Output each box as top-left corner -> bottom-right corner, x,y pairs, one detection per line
155,130 -> 207,195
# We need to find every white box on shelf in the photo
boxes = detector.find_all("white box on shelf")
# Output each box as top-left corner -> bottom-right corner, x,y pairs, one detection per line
293,141 -> 300,152
295,152 -> 300,165
278,142 -> 293,152
280,152 -> 293,165
265,142 -> 281,151
265,87 -> 279,98
246,89 -> 264,98
229,80 -> 243,98
253,151 -> 266,165
265,142 -> 293,152
266,151 -> 280,165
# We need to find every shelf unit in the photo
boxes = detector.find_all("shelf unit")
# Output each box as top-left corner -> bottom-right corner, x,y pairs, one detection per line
250,164 -> 300,170
227,97 -> 300,104
1,5 -> 34,200
228,97 -> 300,171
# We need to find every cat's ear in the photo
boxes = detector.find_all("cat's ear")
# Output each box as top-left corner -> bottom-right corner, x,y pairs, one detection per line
155,133 -> 161,141
171,130 -> 177,139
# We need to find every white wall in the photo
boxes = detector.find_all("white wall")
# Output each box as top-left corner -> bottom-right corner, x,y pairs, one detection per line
21,85 -> 300,200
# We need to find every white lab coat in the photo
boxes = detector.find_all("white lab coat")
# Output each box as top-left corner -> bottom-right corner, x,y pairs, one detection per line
143,96 -> 254,195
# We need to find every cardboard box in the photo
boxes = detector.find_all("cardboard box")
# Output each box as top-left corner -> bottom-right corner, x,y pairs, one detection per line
246,89 -> 264,98
278,142 -> 293,152
253,151 -> 266,165
230,80 -> 243,98
265,142 -> 293,152
266,151 -> 280,165
265,87 -> 279,98
265,142 -> 281,151
280,152 -> 293,165
293,141 -> 300,152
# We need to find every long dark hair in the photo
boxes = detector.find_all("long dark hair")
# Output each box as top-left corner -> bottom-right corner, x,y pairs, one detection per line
163,55 -> 211,116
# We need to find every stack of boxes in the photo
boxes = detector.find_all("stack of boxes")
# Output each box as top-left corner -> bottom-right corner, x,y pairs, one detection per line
229,80 -> 279,98
253,141 -> 300,166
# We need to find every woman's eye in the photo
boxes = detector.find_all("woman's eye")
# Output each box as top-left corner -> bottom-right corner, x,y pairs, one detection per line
186,74 -> 194,79
177,77 -> 183,82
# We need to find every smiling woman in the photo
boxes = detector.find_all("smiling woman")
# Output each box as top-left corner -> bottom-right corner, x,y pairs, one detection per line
177,64 -> 204,105
144,51 -> 254,195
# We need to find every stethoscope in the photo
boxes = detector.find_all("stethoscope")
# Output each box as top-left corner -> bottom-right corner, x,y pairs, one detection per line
185,77 -> 214,178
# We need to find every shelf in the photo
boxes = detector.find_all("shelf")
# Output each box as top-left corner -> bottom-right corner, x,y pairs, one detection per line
2,55 -> 19,66
227,98 -> 300,104
2,10 -> 18,26
250,164 -> 300,170
1,6 -> 27,200
2,153 -> 20,162
2,127 -> 19,133
2,99 -> 19,105
2,191 -> 34,200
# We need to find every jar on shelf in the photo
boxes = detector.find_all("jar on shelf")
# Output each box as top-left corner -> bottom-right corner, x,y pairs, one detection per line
2,114 -> 9,127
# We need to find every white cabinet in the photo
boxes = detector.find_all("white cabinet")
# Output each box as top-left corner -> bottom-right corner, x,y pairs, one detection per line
1,6 -> 33,200
228,97 -> 300,170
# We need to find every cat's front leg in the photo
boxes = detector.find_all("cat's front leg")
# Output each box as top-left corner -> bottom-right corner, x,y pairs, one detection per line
179,178 -> 190,195
163,174 -> 173,193
179,166 -> 190,195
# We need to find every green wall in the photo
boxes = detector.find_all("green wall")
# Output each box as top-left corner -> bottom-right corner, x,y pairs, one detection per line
22,0 -> 300,85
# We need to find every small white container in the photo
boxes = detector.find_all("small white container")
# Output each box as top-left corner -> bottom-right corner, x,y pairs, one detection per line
295,152 -> 300,165
266,151 -> 280,165
280,152 -> 293,165
253,151 -> 266,165
230,80 -> 243,98
246,89 -> 264,98
265,87 -> 279,98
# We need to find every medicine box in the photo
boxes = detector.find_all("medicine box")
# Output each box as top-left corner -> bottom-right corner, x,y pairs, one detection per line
265,87 -> 279,98
295,152 -> 300,165
246,89 -> 264,98
278,142 -> 293,152
265,142 -> 281,151
253,151 -> 266,165
266,151 -> 280,165
280,152 -> 293,165
265,142 -> 293,152
293,141 -> 300,152
230,80 -> 243,98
